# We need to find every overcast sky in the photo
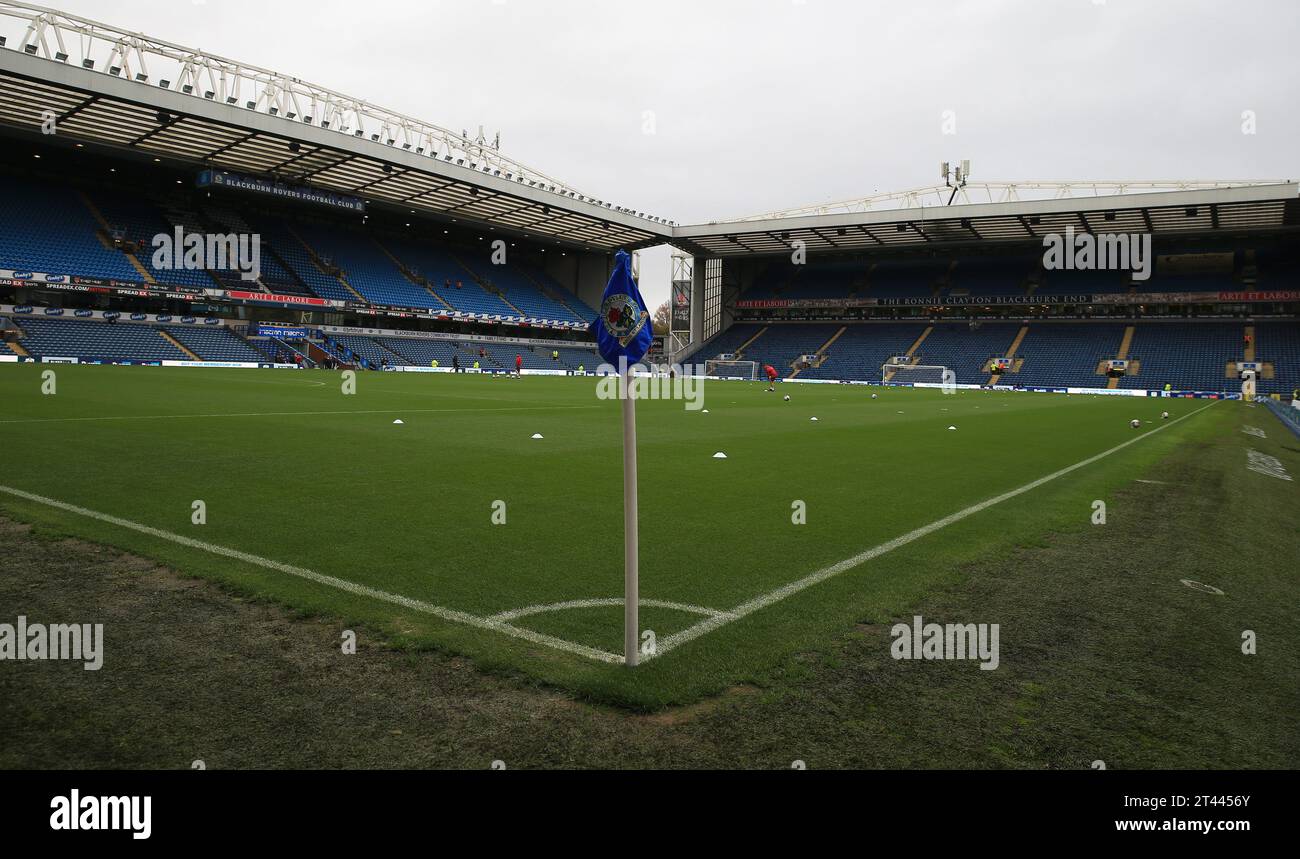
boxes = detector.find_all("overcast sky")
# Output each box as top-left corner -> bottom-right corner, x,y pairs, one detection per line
40,0 -> 1300,308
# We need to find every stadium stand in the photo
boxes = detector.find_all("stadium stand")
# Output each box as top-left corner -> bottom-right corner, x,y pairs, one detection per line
292,222 -> 443,310
945,258 -> 1035,298
330,334 -> 409,368
472,264 -> 586,323
1008,324 -> 1130,389
380,238 -> 520,318
87,191 -> 216,290
867,259 -> 948,299
11,318 -> 187,362
907,323 -> 1026,384
750,260 -> 863,301
1117,322 -> 1243,391
0,177 -> 143,283
200,202 -> 316,297
165,326 -> 270,363
520,265 -> 598,323
800,323 -> 927,381
1034,268 -> 1131,295
254,217 -> 358,303
1253,321 -> 1300,395
740,323 -> 844,376
693,323 -> 768,364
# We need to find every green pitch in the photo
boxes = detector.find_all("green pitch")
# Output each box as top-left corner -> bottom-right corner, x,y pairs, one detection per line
0,364 -> 1234,707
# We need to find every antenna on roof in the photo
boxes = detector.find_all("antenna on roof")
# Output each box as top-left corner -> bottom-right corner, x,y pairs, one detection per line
942,159 -> 971,204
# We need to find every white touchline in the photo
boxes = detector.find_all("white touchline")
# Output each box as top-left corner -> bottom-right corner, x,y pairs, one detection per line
0,404 -> 599,425
0,483 -> 621,665
645,401 -> 1218,662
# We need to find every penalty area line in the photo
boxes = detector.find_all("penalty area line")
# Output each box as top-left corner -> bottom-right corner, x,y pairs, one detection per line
648,401 -> 1218,662
0,484 -> 622,665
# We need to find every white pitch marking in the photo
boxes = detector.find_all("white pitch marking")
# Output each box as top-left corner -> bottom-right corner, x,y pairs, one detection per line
646,402 -> 1217,662
490,598 -> 732,624
0,484 -> 622,665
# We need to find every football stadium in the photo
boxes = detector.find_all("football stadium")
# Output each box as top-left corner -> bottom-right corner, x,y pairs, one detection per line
1,0 -> 1298,802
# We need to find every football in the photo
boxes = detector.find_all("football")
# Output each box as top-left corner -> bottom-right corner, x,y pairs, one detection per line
783,395 -> 791,402
1131,419 -> 1141,428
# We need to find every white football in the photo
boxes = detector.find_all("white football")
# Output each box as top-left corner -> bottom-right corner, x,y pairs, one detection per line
783,395 -> 791,402
871,393 -> 878,400
1162,411 -> 1170,420
1130,419 -> 1141,428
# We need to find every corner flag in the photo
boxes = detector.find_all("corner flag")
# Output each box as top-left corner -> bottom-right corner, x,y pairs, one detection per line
593,249 -> 651,667
595,250 -> 653,367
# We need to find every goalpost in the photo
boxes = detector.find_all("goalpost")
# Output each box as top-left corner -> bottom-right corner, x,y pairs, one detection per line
706,359 -> 758,380
882,363 -> 952,385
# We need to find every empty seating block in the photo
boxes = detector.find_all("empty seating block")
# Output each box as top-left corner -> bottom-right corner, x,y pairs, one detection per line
520,265 -> 598,323
801,324 -> 927,381
1012,324 -> 1128,388
88,192 -> 215,289
1118,323 -> 1242,391
0,178 -> 142,283
257,219 -> 357,303
166,326 -> 268,362
903,323 -> 1023,384
1248,321 -> 1299,395
742,324 -> 843,376
12,317 -> 186,361
378,338 -> 463,367
382,239 -> 519,318
331,335 -> 408,367
477,267 -> 584,323
294,223 -> 443,310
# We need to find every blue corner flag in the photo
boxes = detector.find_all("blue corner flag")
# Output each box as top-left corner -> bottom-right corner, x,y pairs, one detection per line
594,250 -> 653,367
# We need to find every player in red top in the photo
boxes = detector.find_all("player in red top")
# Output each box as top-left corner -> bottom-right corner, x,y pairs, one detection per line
515,354 -> 523,377
764,364 -> 779,392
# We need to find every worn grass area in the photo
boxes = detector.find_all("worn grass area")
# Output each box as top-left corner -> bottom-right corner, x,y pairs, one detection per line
0,393 -> 1295,768
0,364 -> 1287,712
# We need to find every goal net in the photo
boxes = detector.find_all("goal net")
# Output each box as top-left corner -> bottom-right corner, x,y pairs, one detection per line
882,363 -> 951,385
706,359 -> 758,380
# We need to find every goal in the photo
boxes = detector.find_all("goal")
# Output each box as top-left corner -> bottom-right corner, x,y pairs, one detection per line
882,363 -> 952,385
706,359 -> 758,380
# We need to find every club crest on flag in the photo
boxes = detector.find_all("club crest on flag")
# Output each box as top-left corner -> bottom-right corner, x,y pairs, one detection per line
594,250 -> 653,366
600,293 -> 645,343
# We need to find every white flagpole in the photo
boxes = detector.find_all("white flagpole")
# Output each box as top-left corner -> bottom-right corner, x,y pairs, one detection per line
622,362 -> 639,667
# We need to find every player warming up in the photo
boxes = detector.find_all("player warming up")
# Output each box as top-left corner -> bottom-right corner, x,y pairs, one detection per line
764,363 -> 779,392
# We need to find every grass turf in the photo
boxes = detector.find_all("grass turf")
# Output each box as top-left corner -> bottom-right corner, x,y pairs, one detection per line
0,364 -> 1250,708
